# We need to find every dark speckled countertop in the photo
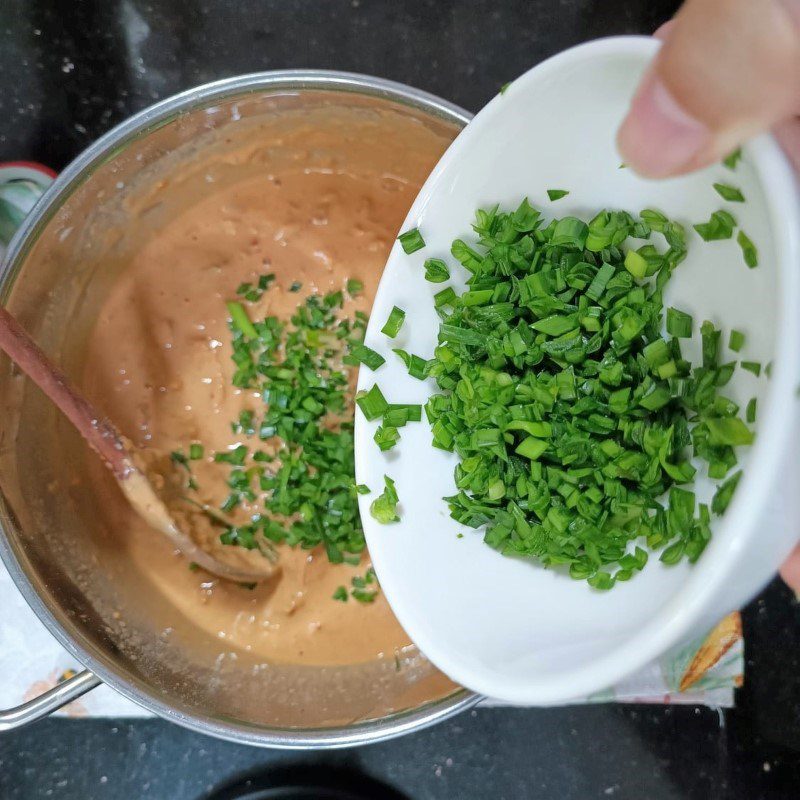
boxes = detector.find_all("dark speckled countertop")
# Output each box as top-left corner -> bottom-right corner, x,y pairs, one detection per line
1,1 -> 800,798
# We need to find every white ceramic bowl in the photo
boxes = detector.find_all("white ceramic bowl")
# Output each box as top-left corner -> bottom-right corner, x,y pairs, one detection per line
355,36 -> 800,704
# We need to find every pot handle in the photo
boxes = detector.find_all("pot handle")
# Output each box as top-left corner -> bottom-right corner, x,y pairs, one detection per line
0,669 -> 101,732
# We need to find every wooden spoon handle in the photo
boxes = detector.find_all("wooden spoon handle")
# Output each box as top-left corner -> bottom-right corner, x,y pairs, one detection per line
0,304 -> 129,478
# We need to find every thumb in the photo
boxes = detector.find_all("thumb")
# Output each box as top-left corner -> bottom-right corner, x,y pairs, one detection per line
618,0 -> 800,178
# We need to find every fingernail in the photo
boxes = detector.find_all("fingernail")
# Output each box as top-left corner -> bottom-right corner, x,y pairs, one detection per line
618,70 -> 712,178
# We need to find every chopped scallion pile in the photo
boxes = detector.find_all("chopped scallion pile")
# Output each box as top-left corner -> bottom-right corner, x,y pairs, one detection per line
210,282 -> 373,565
420,198 -> 754,588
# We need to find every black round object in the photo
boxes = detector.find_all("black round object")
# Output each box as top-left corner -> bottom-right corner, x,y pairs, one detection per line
204,766 -> 410,800
213,788 -> 378,800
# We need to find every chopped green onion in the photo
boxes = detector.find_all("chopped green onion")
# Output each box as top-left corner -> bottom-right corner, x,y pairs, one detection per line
728,329 -> 745,352
386,403 -> 422,422
511,198 -> 540,231
189,443 -> 204,460
232,410 -> 255,436
332,586 -> 348,602
195,284 -> 376,566
588,571 -> 615,590
693,210 -> 736,241
346,278 -> 363,296
736,230 -> 758,268
370,475 -> 400,523
236,274 -> 275,302
550,217 -> 588,248
515,437 -> 548,460
393,349 -> 429,380
420,198 -> 756,588
640,208 -> 668,230
723,148 -> 742,170
356,384 -> 389,421
424,258 -> 450,283
170,450 -> 189,467
352,587 -> 378,603
624,249 -> 649,279
586,263 -> 615,301
547,189 -> 569,201
746,397 -> 757,424
660,541 -> 685,565
381,306 -> 406,338
398,228 -> 426,254
214,444 -> 248,466
374,425 -> 400,451
347,343 -> 385,371
666,308 -> 693,338
715,361 -> 736,386
451,239 -> 484,272
713,183 -> 745,202
741,361 -> 762,377
712,470 -> 742,515
226,301 -> 259,339
383,407 -> 411,427
434,287 -> 458,309
700,321 -> 720,367
706,417 -> 754,446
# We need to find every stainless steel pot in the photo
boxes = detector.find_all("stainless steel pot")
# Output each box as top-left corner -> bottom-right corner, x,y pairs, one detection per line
0,71 -> 478,747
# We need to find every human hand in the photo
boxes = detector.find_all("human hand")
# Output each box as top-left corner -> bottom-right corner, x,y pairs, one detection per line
618,0 -> 800,592
618,0 -> 800,178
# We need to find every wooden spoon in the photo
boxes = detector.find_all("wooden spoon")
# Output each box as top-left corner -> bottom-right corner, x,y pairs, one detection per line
0,304 -> 277,583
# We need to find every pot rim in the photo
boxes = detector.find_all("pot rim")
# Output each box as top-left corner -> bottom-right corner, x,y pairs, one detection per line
0,69 -> 480,748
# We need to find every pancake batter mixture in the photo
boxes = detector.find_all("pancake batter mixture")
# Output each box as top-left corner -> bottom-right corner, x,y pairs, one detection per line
82,108 -> 452,667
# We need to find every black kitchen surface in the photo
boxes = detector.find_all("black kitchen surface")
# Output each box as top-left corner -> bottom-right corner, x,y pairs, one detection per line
1,1 -> 800,798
